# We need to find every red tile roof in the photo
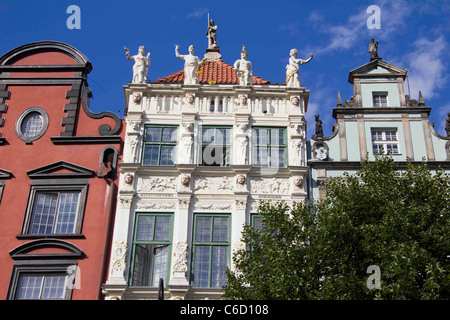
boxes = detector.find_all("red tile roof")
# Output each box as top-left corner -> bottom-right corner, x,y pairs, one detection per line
156,60 -> 270,84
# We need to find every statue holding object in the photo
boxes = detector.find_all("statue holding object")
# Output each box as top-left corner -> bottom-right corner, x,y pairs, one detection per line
125,45 -> 150,84
286,48 -> 313,88
175,45 -> 206,85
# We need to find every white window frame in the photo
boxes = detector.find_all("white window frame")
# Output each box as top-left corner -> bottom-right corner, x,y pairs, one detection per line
372,92 -> 388,107
371,128 -> 400,155
22,184 -> 88,236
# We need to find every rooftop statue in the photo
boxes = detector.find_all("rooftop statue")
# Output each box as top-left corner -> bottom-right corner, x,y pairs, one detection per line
206,17 -> 219,50
233,45 -> 253,86
174,45 -> 206,85
369,38 -> 380,61
286,49 -> 313,88
314,114 -> 324,139
446,113 -> 450,137
124,45 -> 150,84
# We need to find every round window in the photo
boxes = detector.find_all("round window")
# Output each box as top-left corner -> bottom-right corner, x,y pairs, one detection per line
16,107 -> 49,143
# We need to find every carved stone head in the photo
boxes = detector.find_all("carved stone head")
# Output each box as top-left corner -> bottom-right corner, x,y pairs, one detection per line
294,177 -> 303,189
124,173 -> 134,185
181,174 -> 191,187
241,45 -> 248,60
186,94 -> 195,105
236,175 -> 246,186
132,92 -> 142,104
239,95 -> 248,107
291,96 -> 300,106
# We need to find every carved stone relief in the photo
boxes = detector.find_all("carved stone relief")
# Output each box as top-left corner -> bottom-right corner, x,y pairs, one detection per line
135,200 -> 176,210
194,176 -> 233,193
250,177 -> 290,194
137,176 -> 176,193
172,241 -> 188,274
194,201 -> 232,211
111,240 -> 128,275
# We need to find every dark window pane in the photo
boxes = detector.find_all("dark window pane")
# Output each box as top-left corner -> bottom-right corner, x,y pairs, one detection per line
195,217 -> 211,242
193,246 -> 210,288
211,246 -> 227,288
154,216 -> 170,241
212,217 -> 228,242
162,127 -> 177,142
160,146 -> 175,166
136,215 -> 154,241
143,145 -> 160,165
146,127 -> 161,142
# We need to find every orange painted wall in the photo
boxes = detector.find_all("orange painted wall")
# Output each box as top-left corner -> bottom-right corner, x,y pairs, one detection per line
0,45 -> 124,300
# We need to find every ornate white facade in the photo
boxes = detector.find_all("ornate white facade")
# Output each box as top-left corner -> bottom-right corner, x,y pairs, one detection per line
103,23 -> 310,300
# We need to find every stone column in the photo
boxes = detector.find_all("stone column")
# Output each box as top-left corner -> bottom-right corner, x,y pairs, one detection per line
103,170 -> 137,299
231,166 -> 251,272
168,164 -> 195,299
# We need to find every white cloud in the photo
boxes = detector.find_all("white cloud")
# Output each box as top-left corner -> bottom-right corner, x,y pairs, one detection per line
310,0 -> 414,54
404,36 -> 447,100
187,7 -> 208,19
432,103 -> 450,135
278,23 -> 301,37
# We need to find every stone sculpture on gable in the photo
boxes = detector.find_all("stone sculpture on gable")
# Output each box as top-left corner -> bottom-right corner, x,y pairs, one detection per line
233,45 -> 253,86
124,45 -> 150,84
175,45 -> 205,85
286,48 -> 313,88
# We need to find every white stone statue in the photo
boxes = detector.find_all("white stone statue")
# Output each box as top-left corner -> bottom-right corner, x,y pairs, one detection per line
285,49 -> 313,88
233,45 -> 253,86
175,45 -> 205,85
124,46 -> 150,84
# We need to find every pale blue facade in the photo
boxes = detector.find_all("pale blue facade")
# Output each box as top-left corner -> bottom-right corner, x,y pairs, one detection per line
308,51 -> 450,201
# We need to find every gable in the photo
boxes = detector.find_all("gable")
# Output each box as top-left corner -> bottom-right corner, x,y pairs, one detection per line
366,66 -> 390,74
348,59 -> 407,83
0,41 -> 91,67
26,161 -> 95,179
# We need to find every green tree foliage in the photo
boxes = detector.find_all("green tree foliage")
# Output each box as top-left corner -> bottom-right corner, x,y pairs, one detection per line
223,156 -> 450,299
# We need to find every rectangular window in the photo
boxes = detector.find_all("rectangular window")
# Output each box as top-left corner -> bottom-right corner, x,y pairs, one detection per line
199,126 -> 232,167
142,125 -> 177,166
372,92 -> 388,107
251,214 -> 264,233
15,273 -> 67,300
191,214 -> 230,288
29,191 -> 80,235
23,185 -> 87,236
252,127 -> 287,167
130,213 -> 173,287
371,129 -> 400,155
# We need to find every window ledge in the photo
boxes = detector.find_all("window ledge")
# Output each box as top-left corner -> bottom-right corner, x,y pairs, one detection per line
16,234 -> 86,240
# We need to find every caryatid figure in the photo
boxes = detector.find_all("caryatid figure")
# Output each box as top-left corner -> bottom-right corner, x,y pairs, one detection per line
175,45 -> 205,85
233,45 -> 253,86
285,48 -> 313,88
125,45 -> 150,84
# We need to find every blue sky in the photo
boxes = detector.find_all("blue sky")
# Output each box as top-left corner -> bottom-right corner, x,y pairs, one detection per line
1,0 -> 449,138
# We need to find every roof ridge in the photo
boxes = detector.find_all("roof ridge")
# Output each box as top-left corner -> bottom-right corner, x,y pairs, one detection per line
156,59 -> 270,84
